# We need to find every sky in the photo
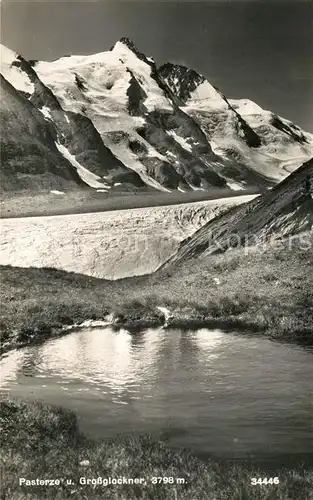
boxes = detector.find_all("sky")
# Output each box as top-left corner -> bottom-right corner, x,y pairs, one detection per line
1,0 -> 313,131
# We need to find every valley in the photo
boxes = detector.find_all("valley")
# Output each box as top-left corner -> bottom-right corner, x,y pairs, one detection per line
0,194 -> 256,279
1,158 -> 312,351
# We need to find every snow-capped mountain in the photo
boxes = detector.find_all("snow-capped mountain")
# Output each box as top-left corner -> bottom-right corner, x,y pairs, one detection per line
1,38 -> 312,192
160,63 -> 313,182
0,43 -> 143,191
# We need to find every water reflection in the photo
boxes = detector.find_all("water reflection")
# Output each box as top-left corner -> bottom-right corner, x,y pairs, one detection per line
1,327 -> 313,464
1,328 -> 169,396
1,349 -> 25,388
17,348 -> 45,378
189,328 -> 224,356
1,328 -> 226,394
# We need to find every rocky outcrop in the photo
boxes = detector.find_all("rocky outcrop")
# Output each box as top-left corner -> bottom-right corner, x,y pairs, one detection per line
161,158 -> 313,269
0,75 -> 85,191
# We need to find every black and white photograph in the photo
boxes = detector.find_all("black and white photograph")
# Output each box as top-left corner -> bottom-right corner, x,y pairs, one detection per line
0,0 -> 312,498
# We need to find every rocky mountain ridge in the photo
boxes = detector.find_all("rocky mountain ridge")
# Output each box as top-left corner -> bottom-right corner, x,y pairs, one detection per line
160,157 -> 313,270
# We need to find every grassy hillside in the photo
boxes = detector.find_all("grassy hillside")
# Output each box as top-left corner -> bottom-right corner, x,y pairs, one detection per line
162,158 -> 313,269
1,231 -> 312,353
1,398 -> 312,500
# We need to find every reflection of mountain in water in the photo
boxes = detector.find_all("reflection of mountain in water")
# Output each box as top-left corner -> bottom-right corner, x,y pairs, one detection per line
0,328 -> 225,395
1,327 -> 313,464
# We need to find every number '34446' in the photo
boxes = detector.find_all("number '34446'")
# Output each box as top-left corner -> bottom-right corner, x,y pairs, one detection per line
251,478 -> 280,486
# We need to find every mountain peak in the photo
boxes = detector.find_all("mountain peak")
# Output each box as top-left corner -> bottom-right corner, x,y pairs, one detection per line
159,62 -> 219,103
119,37 -> 139,51
111,37 -> 154,67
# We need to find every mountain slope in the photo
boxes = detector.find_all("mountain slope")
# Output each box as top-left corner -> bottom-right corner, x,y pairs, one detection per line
0,44 -> 144,191
0,75 -> 86,191
1,39 -> 312,193
161,158 -> 313,269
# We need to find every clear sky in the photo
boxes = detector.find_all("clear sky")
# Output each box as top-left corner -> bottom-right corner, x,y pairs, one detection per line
1,0 -> 313,131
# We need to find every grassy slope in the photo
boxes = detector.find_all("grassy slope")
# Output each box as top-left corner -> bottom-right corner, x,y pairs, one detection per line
1,398 -> 312,500
1,232 -> 312,352
162,157 -> 313,269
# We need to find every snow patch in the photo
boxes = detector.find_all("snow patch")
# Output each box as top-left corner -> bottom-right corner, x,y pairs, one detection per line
188,182 -> 205,192
55,142 -> 109,189
50,190 -> 65,195
64,315 -> 117,332
188,81 -> 227,110
156,306 -> 173,326
226,180 -> 245,191
145,144 -> 169,161
167,130 -> 193,152
156,306 -> 172,318
0,44 -> 34,95
166,151 -> 177,159
229,99 -> 265,116
209,140 -> 227,157
40,106 -> 53,121
79,460 -> 90,467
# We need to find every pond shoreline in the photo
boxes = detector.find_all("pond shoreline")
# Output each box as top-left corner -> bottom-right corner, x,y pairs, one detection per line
1,398 -> 312,500
1,311 -> 311,358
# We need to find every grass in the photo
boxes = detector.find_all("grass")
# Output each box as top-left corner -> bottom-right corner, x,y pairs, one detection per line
1,232 -> 312,353
1,398 -> 312,500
